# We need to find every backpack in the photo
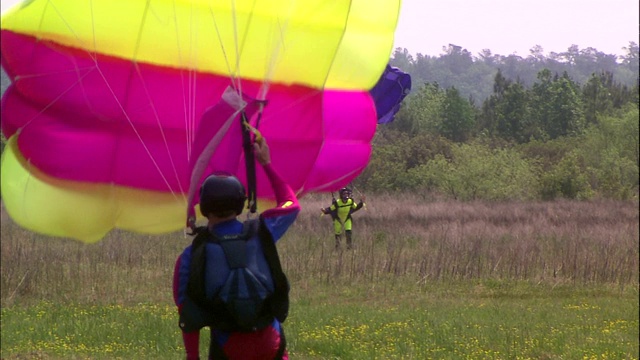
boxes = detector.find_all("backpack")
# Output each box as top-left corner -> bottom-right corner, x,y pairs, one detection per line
179,218 -> 290,333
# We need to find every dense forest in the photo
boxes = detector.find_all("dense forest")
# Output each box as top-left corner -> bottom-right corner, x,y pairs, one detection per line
1,42 -> 639,201
391,42 -> 638,102
357,42 -> 639,201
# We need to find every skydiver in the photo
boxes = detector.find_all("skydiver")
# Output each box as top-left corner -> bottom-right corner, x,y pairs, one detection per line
320,187 -> 365,250
173,136 -> 299,360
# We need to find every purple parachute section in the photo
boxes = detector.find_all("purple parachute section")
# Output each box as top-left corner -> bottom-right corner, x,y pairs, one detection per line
369,64 -> 411,124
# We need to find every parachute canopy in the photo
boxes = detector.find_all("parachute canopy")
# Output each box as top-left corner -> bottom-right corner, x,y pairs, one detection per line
369,64 -> 412,124
0,0 -> 401,242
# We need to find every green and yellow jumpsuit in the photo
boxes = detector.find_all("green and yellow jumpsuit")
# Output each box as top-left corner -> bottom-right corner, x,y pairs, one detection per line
322,197 -> 364,249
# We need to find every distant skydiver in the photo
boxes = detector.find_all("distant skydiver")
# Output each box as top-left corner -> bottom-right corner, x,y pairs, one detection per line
321,187 -> 365,250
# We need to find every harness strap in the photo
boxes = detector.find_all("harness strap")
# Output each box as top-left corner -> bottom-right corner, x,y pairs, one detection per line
185,226 -> 213,310
258,217 -> 290,323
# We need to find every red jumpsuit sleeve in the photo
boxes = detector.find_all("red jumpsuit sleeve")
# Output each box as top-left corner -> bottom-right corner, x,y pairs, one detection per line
259,163 -> 300,242
262,163 -> 299,209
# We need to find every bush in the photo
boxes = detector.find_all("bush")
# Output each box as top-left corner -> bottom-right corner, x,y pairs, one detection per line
539,151 -> 593,200
412,142 -> 539,201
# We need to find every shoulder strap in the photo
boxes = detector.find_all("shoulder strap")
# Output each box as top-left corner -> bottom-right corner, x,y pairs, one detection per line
256,218 -> 284,282
257,217 -> 290,323
186,226 -> 212,308
191,226 -> 211,245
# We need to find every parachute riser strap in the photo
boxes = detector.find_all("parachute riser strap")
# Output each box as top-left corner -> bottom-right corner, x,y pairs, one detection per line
240,100 -> 266,215
241,111 -> 258,214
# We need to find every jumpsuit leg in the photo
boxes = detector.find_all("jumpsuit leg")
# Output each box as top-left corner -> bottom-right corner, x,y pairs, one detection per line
344,218 -> 354,249
333,219 -> 342,249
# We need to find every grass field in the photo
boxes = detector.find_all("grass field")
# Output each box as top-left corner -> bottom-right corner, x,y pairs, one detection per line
1,195 -> 638,359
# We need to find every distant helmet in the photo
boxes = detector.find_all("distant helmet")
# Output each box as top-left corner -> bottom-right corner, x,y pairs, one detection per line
199,173 -> 247,216
339,187 -> 352,196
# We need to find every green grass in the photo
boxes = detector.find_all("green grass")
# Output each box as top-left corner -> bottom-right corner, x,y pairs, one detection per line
2,197 -> 638,359
288,281 -> 638,360
1,302 -> 182,359
1,281 -> 638,359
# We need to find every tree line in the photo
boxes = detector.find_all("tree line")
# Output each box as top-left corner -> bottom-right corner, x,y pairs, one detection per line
391,42 -> 638,102
356,43 -> 639,201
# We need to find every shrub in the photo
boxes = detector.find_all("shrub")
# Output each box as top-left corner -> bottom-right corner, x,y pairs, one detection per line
412,142 -> 539,201
539,151 -> 593,200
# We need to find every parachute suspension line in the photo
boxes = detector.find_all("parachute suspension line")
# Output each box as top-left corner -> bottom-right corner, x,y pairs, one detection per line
209,6 -> 239,93
233,0 -> 271,216
87,0 -> 180,201
87,0 -> 97,50
189,2 -> 201,157
350,184 -> 366,210
120,0 -> 185,198
257,2 -> 293,102
173,1 -> 200,160
172,1 -> 188,154
19,0 -> 103,130
110,0 -> 192,199
90,66 -> 182,201
230,0 -> 243,96
21,0 -> 181,201
318,0 -> 353,88
134,63 -> 187,198
41,0 -> 85,46
239,1 -> 316,120
228,0 -> 261,97
156,1 -> 197,160
207,3 -> 248,100
11,70 -> 94,132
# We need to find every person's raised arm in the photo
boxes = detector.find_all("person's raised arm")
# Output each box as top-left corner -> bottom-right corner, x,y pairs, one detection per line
254,137 -> 298,209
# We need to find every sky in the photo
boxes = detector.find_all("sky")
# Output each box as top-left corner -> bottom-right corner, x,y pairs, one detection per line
393,0 -> 639,58
2,0 -> 638,58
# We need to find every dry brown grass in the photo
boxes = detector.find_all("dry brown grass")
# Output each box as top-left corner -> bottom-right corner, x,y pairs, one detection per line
2,195 -> 638,308
284,194 -> 639,287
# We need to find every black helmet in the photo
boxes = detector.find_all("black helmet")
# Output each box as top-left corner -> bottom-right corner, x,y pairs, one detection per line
199,173 -> 247,216
339,187 -> 351,195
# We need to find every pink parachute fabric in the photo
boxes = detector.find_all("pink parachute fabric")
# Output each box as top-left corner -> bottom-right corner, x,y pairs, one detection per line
0,0 -> 401,242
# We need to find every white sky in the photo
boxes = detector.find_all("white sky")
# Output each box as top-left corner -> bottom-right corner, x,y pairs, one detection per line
2,0 -> 639,58
394,0 -> 639,57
